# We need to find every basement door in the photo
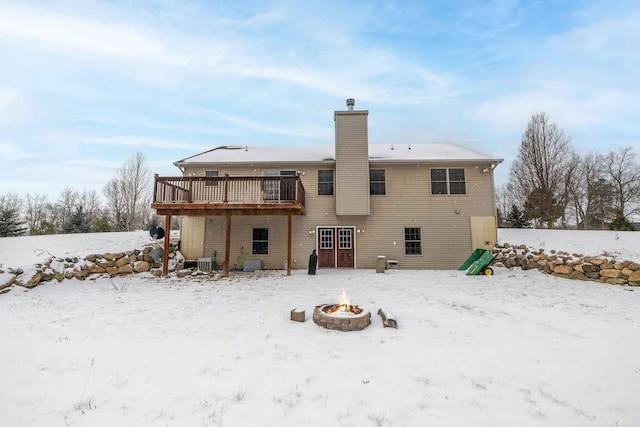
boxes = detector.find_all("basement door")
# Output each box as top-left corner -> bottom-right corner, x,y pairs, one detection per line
317,227 -> 355,268
470,216 -> 497,250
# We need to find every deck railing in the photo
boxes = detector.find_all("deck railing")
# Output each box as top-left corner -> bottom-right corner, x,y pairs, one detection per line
153,175 -> 306,207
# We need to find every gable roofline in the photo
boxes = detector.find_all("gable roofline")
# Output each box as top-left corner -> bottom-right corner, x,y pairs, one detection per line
173,145 -> 249,166
173,143 -> 503,168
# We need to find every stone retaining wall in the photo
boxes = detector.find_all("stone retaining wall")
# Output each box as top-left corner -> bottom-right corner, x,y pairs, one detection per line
4,241 -> 639,294
494,243 -> 640,286
0,244 -> 185,294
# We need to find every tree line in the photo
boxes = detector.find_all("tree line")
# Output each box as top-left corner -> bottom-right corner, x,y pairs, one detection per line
498,112 -> 640,230
2,120 -> 638,236
0,152 -> 169,237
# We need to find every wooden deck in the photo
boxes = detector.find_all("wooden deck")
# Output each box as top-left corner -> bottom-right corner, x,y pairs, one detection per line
151,175 -> 306,216
151,175 -> 305,278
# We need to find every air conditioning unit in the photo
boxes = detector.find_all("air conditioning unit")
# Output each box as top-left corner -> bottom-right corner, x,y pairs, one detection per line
243,259 -> 262,272
197,257 -> 214,272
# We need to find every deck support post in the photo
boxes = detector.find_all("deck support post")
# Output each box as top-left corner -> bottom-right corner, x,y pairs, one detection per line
287,214 -> 292,276
224,214 -> 231,277
162,214 -> 171,276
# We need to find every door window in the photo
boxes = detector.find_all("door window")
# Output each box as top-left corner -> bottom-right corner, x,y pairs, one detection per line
320,229 -> 334,249
339,228 -> 352,249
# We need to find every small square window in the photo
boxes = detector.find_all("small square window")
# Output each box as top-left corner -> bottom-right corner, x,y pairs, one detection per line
431,168 -> 447,181
448,168 -> 465,181
450,181 -> 466,194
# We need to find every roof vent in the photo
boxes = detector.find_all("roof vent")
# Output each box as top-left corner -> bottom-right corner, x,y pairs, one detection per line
346,98 -> 355,111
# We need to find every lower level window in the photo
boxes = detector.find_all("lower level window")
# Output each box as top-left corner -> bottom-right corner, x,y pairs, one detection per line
404,227 -> 422,255
252,228 -> 269,255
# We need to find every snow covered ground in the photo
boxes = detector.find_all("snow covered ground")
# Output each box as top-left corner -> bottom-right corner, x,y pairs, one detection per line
499,228 -> 640,261
1,230 -> 639,426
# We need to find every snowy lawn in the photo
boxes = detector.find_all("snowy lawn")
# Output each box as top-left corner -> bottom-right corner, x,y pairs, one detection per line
1,267 -> 639,426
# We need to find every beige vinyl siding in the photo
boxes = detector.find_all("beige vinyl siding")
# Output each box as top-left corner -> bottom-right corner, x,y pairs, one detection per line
334,111 -> 370,216
204,215 -> 306,270
352,162 -> 497,269
180,161 -> 498,270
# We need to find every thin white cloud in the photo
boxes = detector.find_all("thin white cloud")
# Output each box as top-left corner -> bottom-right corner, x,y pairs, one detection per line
84,137 -> 207,152
0,4 -> 456,106
0,86 -> 30,127
0,87 -> 20,110
472,83 -> 635,132
455,0 -> 531,38
0,141 -> 38,160
62,159 -> 121,170
471,4 -> 640,139
0,4 -> 188,66
546,8 -> 640,56
210,111 -> 330,140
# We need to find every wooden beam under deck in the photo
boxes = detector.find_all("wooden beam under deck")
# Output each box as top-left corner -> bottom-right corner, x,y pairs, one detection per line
224,215 -> 231,278
287,214 -> 292,277
162,214 -> 171,276
152,203 -> 305,217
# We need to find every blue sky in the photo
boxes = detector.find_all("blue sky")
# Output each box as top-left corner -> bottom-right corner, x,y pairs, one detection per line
1,0 -> 638,198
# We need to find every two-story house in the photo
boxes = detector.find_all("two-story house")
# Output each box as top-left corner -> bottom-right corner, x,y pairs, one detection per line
152,99 -> 503,276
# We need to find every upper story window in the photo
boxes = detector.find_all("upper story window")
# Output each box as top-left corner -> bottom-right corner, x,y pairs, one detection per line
318,170 -> 334,195
430,168 -> 466,195
369,169 -> 386,195
205,170 -> 219,186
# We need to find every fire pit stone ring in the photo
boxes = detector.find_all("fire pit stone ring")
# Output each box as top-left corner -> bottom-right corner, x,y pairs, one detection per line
313,304 -> 371,332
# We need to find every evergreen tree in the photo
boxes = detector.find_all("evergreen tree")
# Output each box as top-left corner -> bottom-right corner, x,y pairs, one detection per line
62,207 -> 91,234
30,220 -> 58,236
93,216 -> 116,232
0,206 -> 27,237
505,204 -> 531,228
523,187 -> 562,228
609,209 -> 636,231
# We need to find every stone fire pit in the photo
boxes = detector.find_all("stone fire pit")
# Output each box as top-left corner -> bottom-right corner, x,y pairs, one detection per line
312,289 -> 371,331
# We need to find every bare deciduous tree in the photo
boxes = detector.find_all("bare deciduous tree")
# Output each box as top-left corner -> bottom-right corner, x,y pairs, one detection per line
495,183 -> 519,227
509,112 -> 573,228
558,151 -> 581,228
55,187 -> 80,232
602,147 -> 640,220
103,152 -> 152,231
24,193 -> 49,234
78,189 -> 101,228
567,153 -> 614,229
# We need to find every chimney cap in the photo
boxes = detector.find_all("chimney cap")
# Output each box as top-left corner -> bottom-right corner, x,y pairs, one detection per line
346,98 -> 355,111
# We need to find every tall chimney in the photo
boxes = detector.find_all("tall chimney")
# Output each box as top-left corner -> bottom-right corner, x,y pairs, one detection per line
334,99 -> 370,216
346,98 -> 355,111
